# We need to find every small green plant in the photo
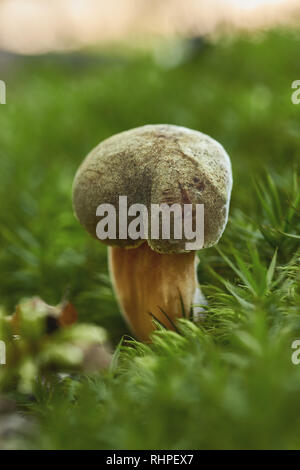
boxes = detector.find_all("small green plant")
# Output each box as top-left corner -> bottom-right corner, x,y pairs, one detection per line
0,297 -> 110,394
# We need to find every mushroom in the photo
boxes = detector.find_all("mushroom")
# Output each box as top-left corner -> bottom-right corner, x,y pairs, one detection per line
72,125 -> 232,341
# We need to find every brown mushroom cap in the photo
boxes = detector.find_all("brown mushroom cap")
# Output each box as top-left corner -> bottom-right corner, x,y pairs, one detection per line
72,124 -> 232,253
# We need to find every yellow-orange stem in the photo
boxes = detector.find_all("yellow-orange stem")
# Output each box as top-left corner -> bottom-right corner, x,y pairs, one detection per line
109,243 -> 197,341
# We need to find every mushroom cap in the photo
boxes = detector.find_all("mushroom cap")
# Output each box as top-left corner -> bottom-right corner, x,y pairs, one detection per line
72,124 -> 232,253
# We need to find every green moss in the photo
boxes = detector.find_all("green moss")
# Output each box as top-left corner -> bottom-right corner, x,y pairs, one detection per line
0,30 -> 299,449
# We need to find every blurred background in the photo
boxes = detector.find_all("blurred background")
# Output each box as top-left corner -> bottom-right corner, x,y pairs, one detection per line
0,0 -> 299,342
1,0 -> 300,54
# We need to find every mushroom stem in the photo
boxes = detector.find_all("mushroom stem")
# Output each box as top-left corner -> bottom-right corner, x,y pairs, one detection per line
108,243 -> 201,341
